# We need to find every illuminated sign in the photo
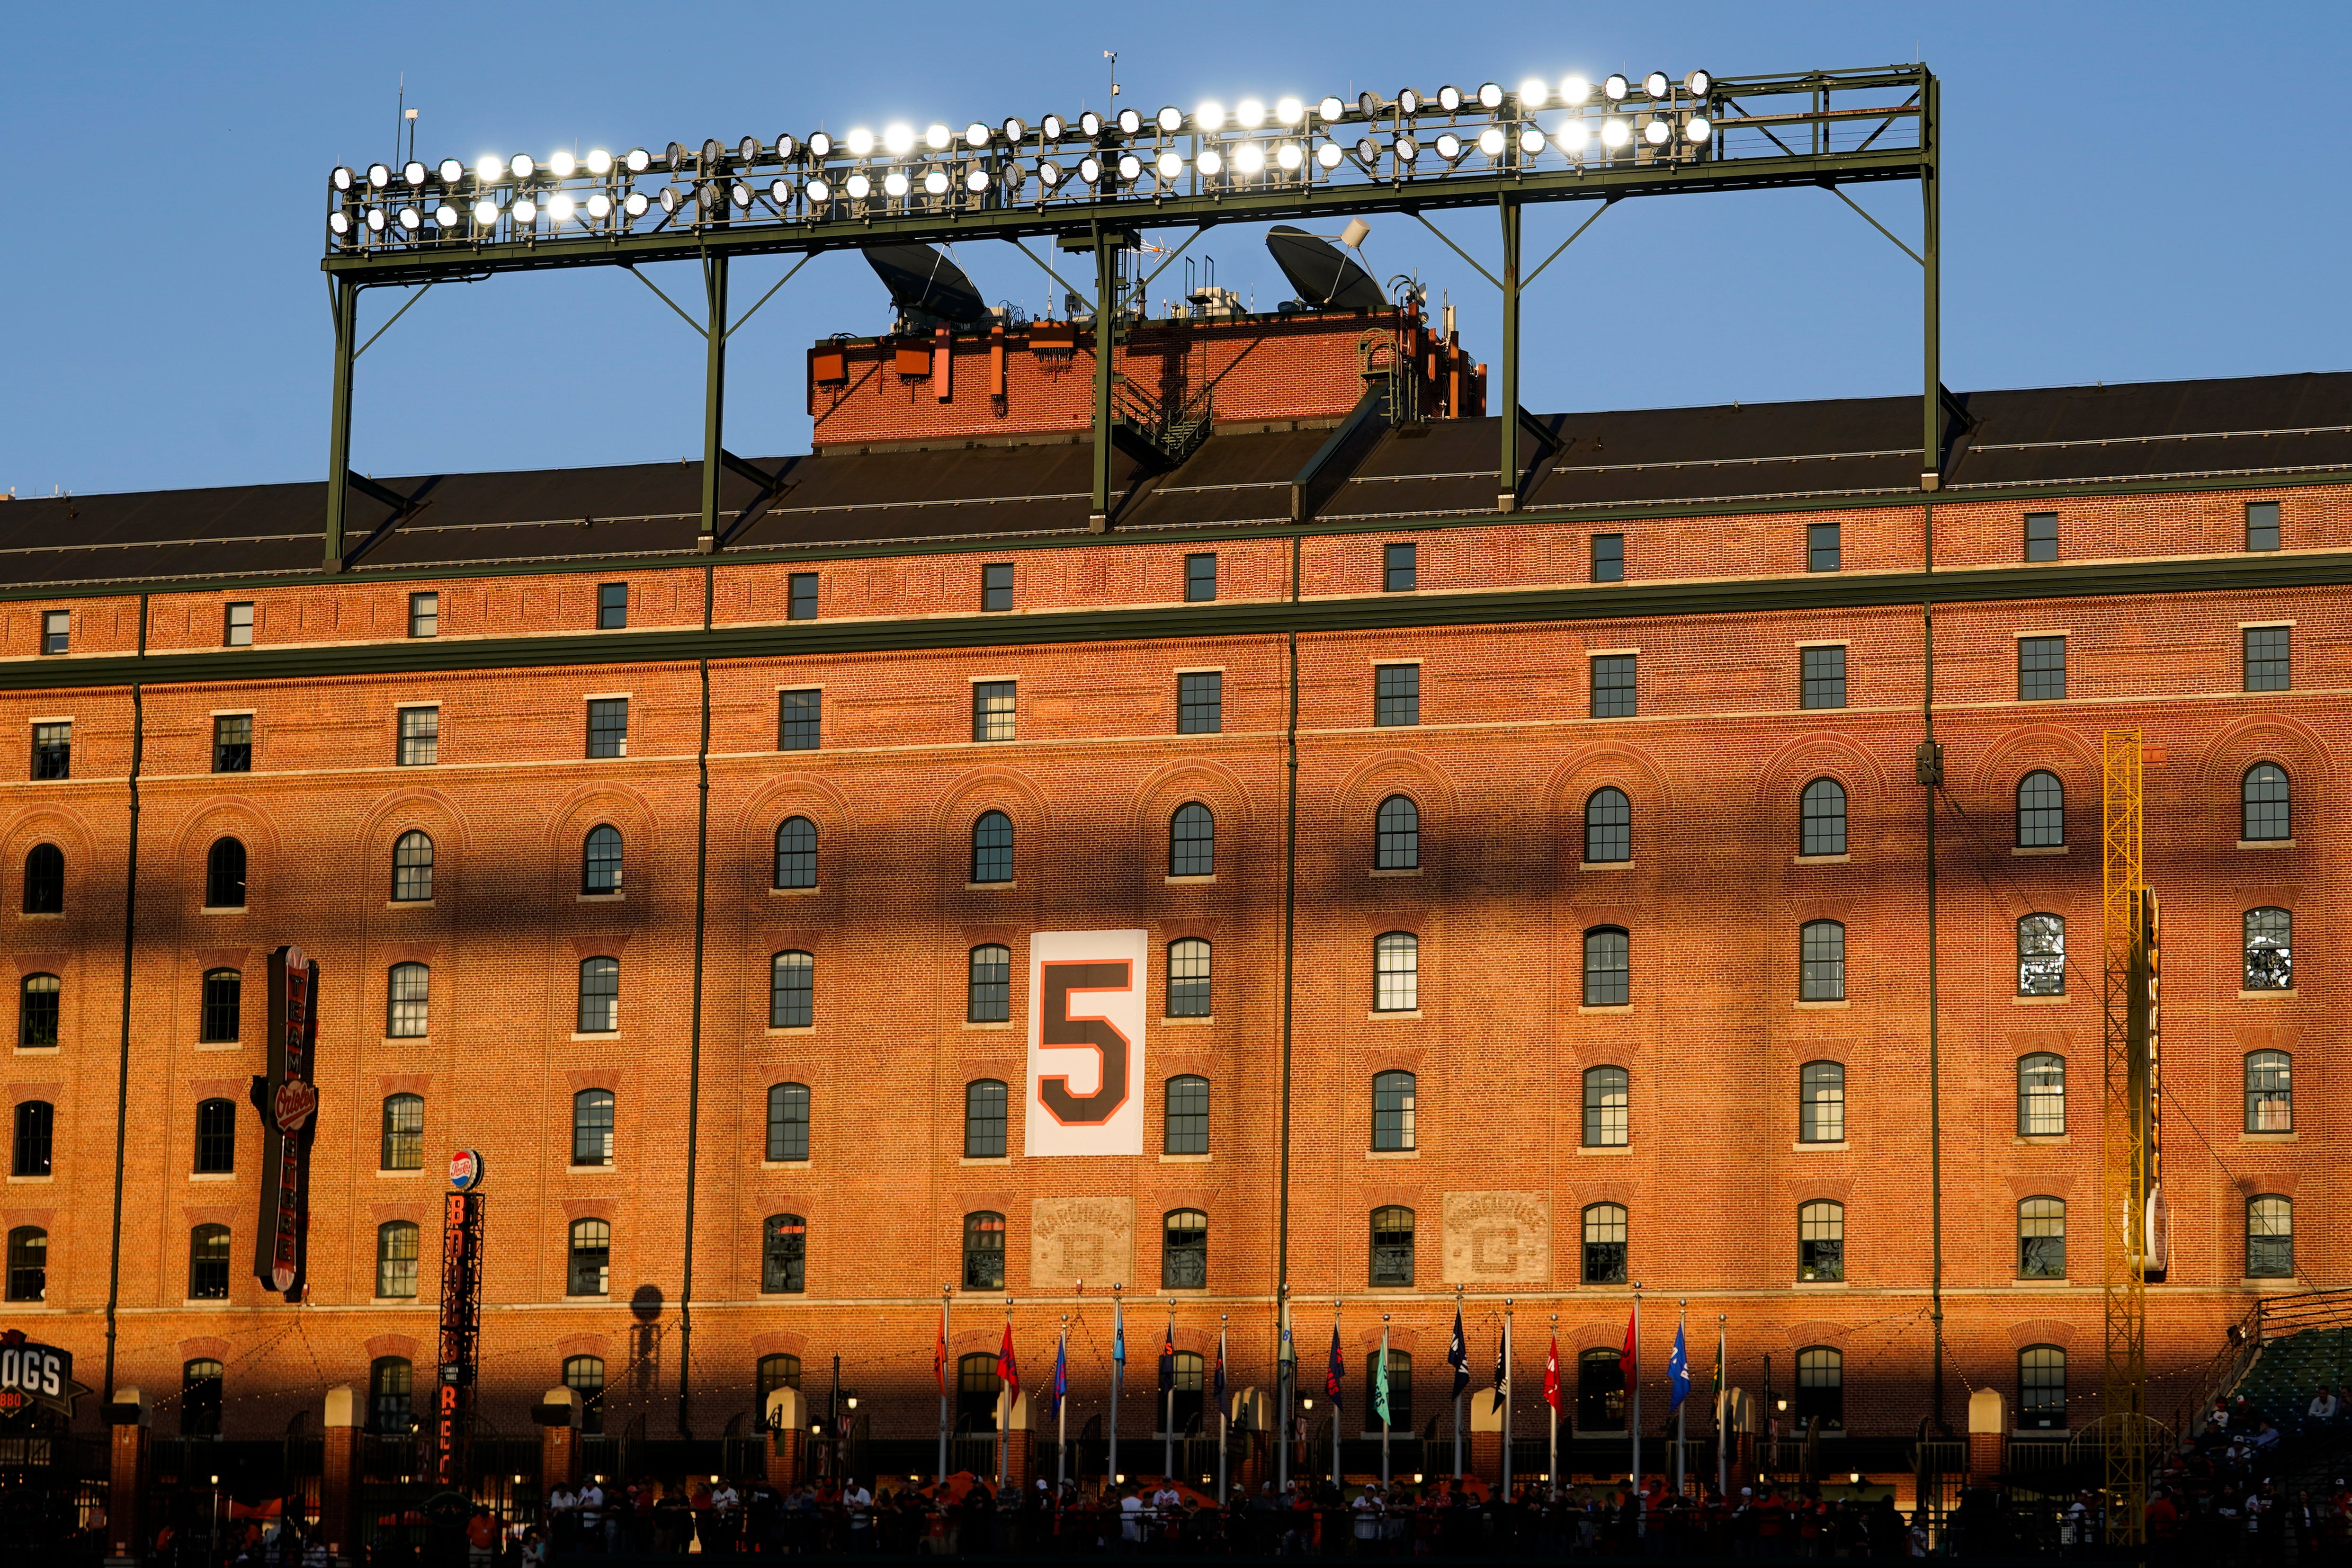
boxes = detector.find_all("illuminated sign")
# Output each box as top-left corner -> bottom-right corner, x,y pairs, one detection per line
0,1331 -> 87,1421
251,944 -> 321,1299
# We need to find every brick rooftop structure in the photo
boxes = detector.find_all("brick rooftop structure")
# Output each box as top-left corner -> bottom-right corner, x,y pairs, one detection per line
1,309 -> 2349,1481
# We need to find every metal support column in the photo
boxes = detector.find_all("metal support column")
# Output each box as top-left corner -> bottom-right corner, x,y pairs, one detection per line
1920,73 -> 1941,489
1090,229 -> 1118,531
1495,195 -> 1522,512
699,254 -> 729,552
322,279 -> 359,571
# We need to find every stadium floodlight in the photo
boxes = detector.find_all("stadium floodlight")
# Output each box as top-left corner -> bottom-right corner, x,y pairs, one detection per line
1519,78 -> 1548,108
624,190 -> 650,216
328,210 -> 351,235
1603,74 -> 1628,101
1197,148 -> 1223,176
1237,98 -> 1266,129
1079,155 -> 1103,184
1315,141 -> 1342,169
1277,97 -> 1304,125
1276,141 -> 1304,170
438,158 -> 465,183
923,169 -> 948,195
966,122 -> 989,148
883,125 -> 914,155
586,149 -> 613,175
365,207 -> 385,232
550,194 -> 577,222
1079,111 -> 1102,136
1233,143 -> 1265,176
1476,82 -> 1502,108
776,136 -> 798,159
1434,132 -> 1462,161
1556,121 -> 1590,154
1560,75 -> 1591,105
1158,106 -> 1183,134
1644,71 -> 1670,98
434,202 -> 459,226
966,168 -> 990,192
1477,126 -> 1506,157
550,151 -> 577,178
510,154 -> 536,179
1644,119 -> 1671,145
1002,118 -> 1026,141
925,123 -> 951,151
1196,100 -> 1226,132
1685,70 -> 1711,97
403,161 -> 427,186
1117,107 -> 1142,135
589,192 -> 615,217
1600,117 -> 1631,148
1037,160 -> 1062,186
659,186 -> 681,213
1518,127 -> 1545,154
1319,95 -> 1344,121
511,198 -> 537,224
805,178 -> 831,203
731,181 -> 754,208
1397,89 -> 1421,114
883,171 -> 910,197
625,147 -> 652,171
471,198 -> 499,225
1114,153 -> 1140,180
368,163 -> 392,188
804,134 -> 831,159
1157,150 -> 1183,178
1686,116 -> 1712,143
1437,85 -> 1462,112
1042,114 -> 1066,139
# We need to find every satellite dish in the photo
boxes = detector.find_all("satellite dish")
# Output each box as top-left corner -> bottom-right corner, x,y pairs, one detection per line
862,243 -> 987,326
1265,225 -> 1386,311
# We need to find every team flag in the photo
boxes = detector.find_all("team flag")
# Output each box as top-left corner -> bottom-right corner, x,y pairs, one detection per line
1668,1323 -> 1690,1411
1113,1297 -> 1127,1390
1619,1309 -> 1638,1387
1373,1339 -> 1392,1427
1326,1325 -> 1346,1412
1542,1333 -> 1562,1415
1448,1306 -> 1470,1398
1049,1330 -> 1068,1422
1213,1330 -> 1227,1408
1158,1316 -> 1177,1396
935,1310 -> 948,1396
998,1321 -> 1022,1403
1493,1326 -> 1507,1395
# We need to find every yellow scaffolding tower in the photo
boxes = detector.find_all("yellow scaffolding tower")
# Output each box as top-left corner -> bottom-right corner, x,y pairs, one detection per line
2102,730 -> 2150,1544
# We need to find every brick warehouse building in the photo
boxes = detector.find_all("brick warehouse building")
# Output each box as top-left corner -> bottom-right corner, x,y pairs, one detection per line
0,300 -> 2347,1492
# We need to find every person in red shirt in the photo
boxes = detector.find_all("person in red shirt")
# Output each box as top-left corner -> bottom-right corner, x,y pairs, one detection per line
464,1503 -> 499,1567
2145,1486 -> 2180,1544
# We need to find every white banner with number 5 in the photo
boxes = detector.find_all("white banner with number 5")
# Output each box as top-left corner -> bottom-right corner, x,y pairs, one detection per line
1024,929 -> 1148,1157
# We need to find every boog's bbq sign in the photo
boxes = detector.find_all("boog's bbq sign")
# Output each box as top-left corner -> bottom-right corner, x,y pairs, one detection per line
0,1330 -> 88,1421
250,944 -> 321,1300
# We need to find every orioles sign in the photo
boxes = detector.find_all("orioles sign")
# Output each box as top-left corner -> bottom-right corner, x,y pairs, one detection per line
1023,930 -> 1147,1157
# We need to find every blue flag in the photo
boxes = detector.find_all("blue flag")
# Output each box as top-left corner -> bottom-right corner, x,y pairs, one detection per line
1113,1299 -> 1127,1389
1448,1306 -> 1470,1397
1669,1323 -> 1691,1411
1326,1324 -> 1345,1412
1050,1331 -> 1068,1422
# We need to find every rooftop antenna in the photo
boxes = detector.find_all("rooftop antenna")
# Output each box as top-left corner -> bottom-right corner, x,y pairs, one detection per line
1105,50 -> 1119,103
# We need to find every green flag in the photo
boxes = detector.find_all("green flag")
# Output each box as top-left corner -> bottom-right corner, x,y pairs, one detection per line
1373,1338 -> 1392,1426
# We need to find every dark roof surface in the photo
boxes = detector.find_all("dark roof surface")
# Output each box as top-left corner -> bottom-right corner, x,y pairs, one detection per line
6,371 -> 2350,588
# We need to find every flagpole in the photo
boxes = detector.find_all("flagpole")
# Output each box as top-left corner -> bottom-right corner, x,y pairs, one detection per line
938,1284 -> 951,1483
1630,1282 -> 1644,1514
1163,1303 -> 1176,1485
1217,1315 -> 1230,1506
1547,1316 -> 1558,1494
1716,1315 -> 1727,1498
1000,1296 -> 1012,1491
1452,1285 -> 1464,1482
1277,1285 -> 1293,1496
1058,1316 -> 1069,1493
1675,1300 -> 1687,1498
1331,1300 -> 1342,1491
1502,1299 -> 1513,1499
1377,1315 -> 1392,1489
1109,1283 -> 1123,1493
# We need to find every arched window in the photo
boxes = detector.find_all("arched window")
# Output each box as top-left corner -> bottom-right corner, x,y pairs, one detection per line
773,817 -> 816,890
769,950 -> 814,1029
1794,1347 -> 1843,1432
1168,938 -> 1212,1017
1576,1348 -> 1625,1432
1364,1350 -> 1413,1434
577,956 -> 620,1031
2016,771 -> 2064,847
563,1355 -> 606,1433
2019,1346 -> 2066,1430
1169,802 -> 1215,877
970,811 -> 1014,884
1164,1075 -> 1209,1154
181,1358 -> 224,1437
766,1082 -> 810,1162
1797,1201 -> 1844,1282
368,1356 -> 413,1434
1582,1066 -> 1628,1148
1373,931 -> 1418,1012
2018,1198 -> 2066,1280
18,974 -> 58,1048
1799,920 -> 1845,1001
391,829 -> 433,901
1371,1070 -> 1416,1151
205,837 -> 246,908
1369,1206 -> 1415,1286
582,824 -> 623,893
376,1221 -> 420,1299
200,968 -> 241,1043
1582,1203 -> 1628,1284
1583,787 -> 1630,863
21,844 -> 62,914
2243,762 -> 2290,841
964,1079 -> 1008,1158
11,1100 -> 53,1177
386,962 -> 429,1037
1167,1351 -> 1208,1436
1799,778 -> 1847,856
2246,1051 -> 2293,1132
1582,927 -> 1629,1007
957,1352 -> 1002,1432
2017,914 -> 2065,995
193,1097 -> 235,1174
4,1226 -> 45,1302
380,1093 -> 423,1170
2245,908 -> 2293,990
2017,1054 -> 2065,1136
967,944 -> 1011,1023
1163,1208 -> 1208,1289
1375,795 -> 1420,869
188,1222 -> 231,1300
567,1218 -> 611,1296
756,1353 -> 803,1425
962,1211 -> 1006,1290
571,1088 -> 614,1167
763,1213 -> 807,1294
2248,1196 -> 2293,1278
1799,1061 -> 1846,1143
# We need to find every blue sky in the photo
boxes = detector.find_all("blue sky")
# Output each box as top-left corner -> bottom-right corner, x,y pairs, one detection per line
4,2 -> 2347,497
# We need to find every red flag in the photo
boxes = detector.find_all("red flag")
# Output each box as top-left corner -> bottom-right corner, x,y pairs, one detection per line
998,1320 -> 1022,1401
1619,1309 -> 1638,1387
935,1312 -> 948,1396
1543,1334 -> 1562,1414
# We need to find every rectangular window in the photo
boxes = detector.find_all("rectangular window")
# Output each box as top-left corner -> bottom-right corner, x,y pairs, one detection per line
1800,646 -> 1847,710
224,603 -> 254,647
40,611 -> 68,655
1178,672 -> 1223,735
2246,500 -> 2280,552
597,582 -> 628,629
787,573 -> 819,620
1591,535 -> 1624,583
586,698 -> 629,758
1806,523 -> 1841,573
973,680 -> 1017,742
212,714 -> 252,774
1374,664 -> 1420,727
2023,512 -> 2058,562
1184,553 -> 1218,603
1165,1077 -> 1209,1155
397,706 -> 438,766
2244,626 -> 2290,692
778,689 -> 821,751
30,723 -> 69,782
981,562 -> 1015,612
1591,655 -> 1637,719
1383,542 -> 1417,592
2018,636 -> 2067,702
407,592 -> 438,638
